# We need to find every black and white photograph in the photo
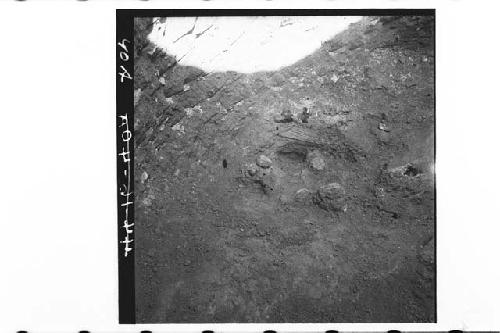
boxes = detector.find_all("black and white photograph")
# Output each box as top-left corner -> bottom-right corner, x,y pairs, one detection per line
4,1 -> 500,332
130,10 -> 435,323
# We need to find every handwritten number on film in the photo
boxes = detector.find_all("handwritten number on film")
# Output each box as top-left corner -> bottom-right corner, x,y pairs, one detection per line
118,38 -> 133,257
118,39 -> 132,82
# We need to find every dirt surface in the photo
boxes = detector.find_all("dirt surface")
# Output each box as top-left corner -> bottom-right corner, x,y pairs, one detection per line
133,16 -> 435,323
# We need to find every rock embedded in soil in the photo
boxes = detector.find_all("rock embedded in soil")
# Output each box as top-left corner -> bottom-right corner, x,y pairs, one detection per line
134,88 -> 142,106
273,114 -> 286,123
142,193 -> 155,207
310,157 -> 325,171
256,155 -> 273,168
378,122 -> 390,132
141,171 -> 149,183
313,182 -> 348,212
294,188 -> 313,203
307,150 -> 326,171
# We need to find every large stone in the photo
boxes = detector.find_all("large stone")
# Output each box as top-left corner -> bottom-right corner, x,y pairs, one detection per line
313,183 -> 347,212
294,188 -> 313,203
256,155 -> 272,168
246,163 -> 259,177
307,150 -> 326,171
311,157 -> 325,170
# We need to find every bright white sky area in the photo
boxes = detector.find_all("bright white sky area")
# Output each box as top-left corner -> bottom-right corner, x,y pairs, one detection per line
148,16 -> 361,73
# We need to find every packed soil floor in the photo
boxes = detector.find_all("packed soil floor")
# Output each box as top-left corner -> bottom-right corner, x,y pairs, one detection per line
133,15 -> 435,322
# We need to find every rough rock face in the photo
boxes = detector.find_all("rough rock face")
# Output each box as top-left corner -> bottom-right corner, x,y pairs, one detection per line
313,182 -> 347,212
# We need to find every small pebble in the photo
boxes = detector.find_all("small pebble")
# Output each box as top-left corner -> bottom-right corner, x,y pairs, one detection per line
141,171 -> 149,183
